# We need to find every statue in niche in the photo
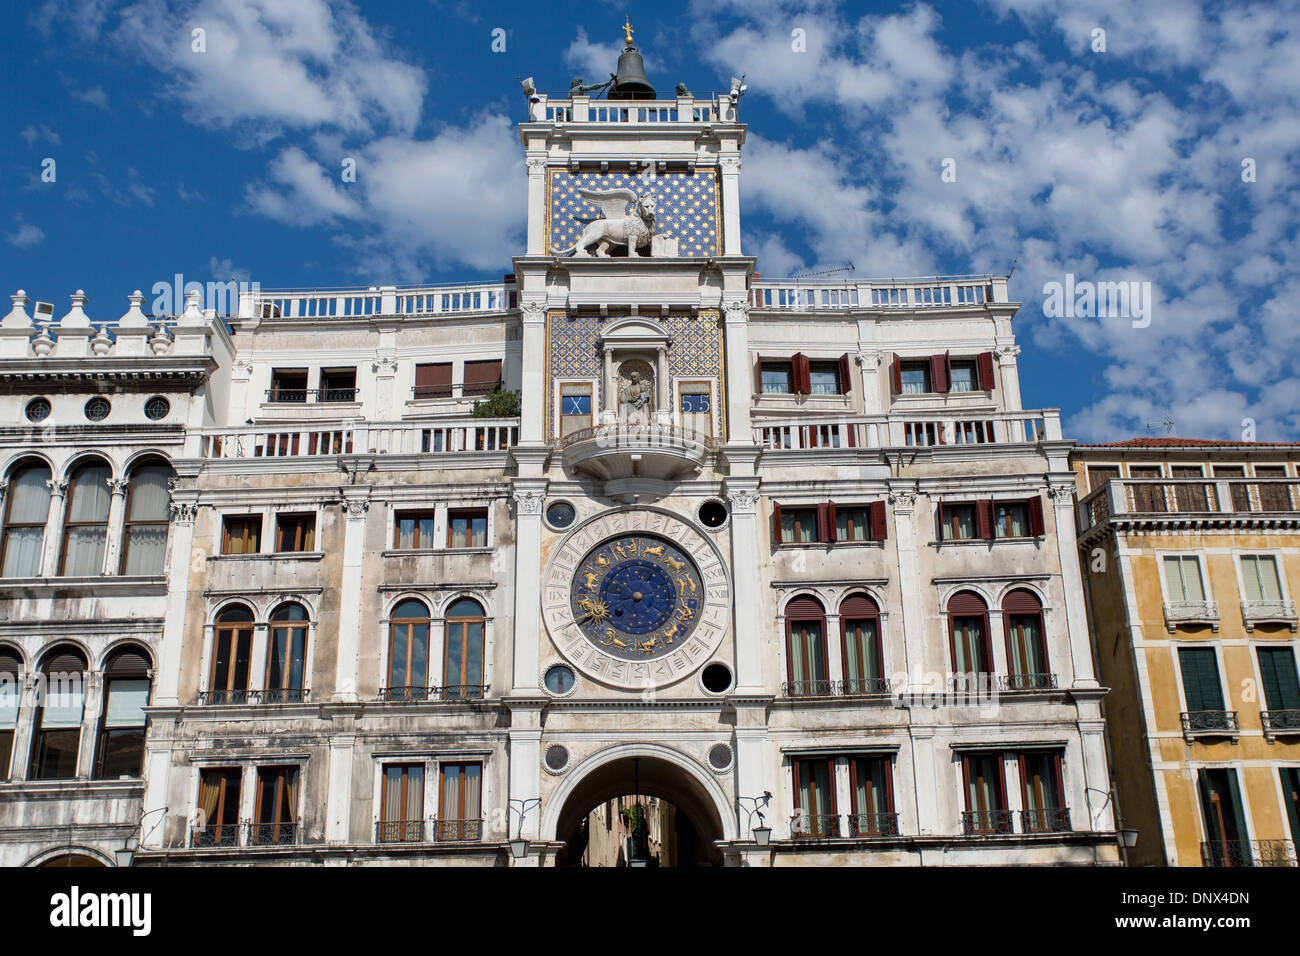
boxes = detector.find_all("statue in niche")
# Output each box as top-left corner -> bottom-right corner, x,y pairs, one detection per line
618,361 -> 655,425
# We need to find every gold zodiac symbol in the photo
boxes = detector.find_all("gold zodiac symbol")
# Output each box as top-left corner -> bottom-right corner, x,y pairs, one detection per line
595,553 -> 610,567
676,603 -> 695,621
582,571 -> 598,591
662,623 -> 679,644
676,576 -> 696,595
641,544 -> 665,557
663,555 -> 686,571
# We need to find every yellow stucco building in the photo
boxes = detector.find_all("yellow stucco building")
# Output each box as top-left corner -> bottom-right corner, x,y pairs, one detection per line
1074,439 -> 1300,866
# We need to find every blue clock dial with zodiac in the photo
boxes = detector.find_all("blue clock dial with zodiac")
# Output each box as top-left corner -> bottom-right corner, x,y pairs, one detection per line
570,534 -> 703,661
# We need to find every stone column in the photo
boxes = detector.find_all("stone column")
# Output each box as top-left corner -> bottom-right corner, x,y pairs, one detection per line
859,350 -> 884,416
719,155 -> 742,256
1049,483 -> 1098,689
519,302 -> 547,444
722,300 -> 752,441
888,486 -> 927,692
153,498 -> 198,706
996,345 -> 1023,411
333,493 -> 370,702
75,672 -> 103,778
8,673 -> 40,782
324,727 -> 357,843
39,479 -> 69,577
733,707 -> 769,852
102,477 -> 130,576
506,699 -> 544,864
909,726 -> 940,836
509,481 -> 547,692
1077,713 -> 1115,830
725,481 -> 763,692
526,158 -> 547,255
372,355 -> 398,421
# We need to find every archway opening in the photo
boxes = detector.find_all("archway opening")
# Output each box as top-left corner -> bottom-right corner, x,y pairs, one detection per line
554,755 -> 725,867
38,854 -> 106,868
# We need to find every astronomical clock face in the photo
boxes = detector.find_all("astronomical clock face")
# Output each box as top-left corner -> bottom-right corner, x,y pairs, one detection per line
543,509 -> 730,690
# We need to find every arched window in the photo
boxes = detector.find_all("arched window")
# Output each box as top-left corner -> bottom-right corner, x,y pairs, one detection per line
840,593 -> 885,694
948,591 -> 992,684
267,603 -> 308,703
0,647 -> 21,780
387,599 -> 429,701
30,645 -> 87,780
785,596 -> 828,697
96,647 -> 151,778
209,605 -> 253,704
59,459 -> 112,576
1003,589 -> 1052,690
1,460 -> 51,577
444,598 -> 485,700
121,459 -> 173,575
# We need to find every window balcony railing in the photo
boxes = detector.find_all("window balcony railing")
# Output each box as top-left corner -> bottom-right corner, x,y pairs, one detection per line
266,387 -> 358,404
197,688 -> 309,705
376,820 -> 425,844
191,824 -> 241,848
1240,599 -> 1299,631
999,672 -> 1059,692
1181,710 -> 1239,740
790,813 -> 842,840
1201,840 -> 1298,867
1020,807 -> 1072,834
780,678 -> 891,699
1078,478 -> 1300,537
847,812 -> 900,838
378,684 -> 488,702
246,821 -> 299,846
199,418 -> 518,460
1262,709 -> 1300,740
433,819 -> 483,843
962,809 -> 1015,836
1163,600 -> 1220,632
412,381 -> 503,400
197,689 -> 250,705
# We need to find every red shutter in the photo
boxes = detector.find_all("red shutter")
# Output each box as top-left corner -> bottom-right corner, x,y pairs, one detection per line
935,499 -> 945,542
793,353 -> 811,394
838,353 -> 852,395
977,499 -> 993,540
1002,588 -> 1042,614
945,350 -> 953,391
816,503 -> 830,543
930,354 -> 950,393
840,593 -> 879,619
1028,495 -> 1045,536
464,359 -> 503,395
786,596 -> 824,620
754,355 -> 764,395
415,362 -> 452,398
772,501 -> 783,546
891,354 -> 902,393
948,590 -> 987,615
977,351 -> 996,390
869,501 -> 887,541
825,502 -> 838,542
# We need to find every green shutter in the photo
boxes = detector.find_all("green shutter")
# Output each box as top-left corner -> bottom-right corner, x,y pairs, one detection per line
1179,648 -> 1224,712
1258,648 -> 1300,711
1281,769 -> 1300,845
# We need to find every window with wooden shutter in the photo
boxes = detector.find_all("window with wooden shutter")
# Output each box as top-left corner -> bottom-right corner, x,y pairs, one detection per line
792,353 -> 811,395
838,353 -> 853,394
1087,466 -> 1120,492
816,503 -> 832,543
1258,648 -> 1300,712
1179,648 -> 1225,712
930,353 -> 950,393
976,352 -> 996,390
869,501 -> 887,541
1027,495 -> 1045,536
891,354 -> 902,393
771,501 -> 782,547
464,359 -> 502,396
414,362 -> 453,399
976,499 -> 994,540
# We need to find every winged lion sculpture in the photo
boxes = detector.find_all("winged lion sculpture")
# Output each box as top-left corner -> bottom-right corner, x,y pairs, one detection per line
558,188 -> 657,257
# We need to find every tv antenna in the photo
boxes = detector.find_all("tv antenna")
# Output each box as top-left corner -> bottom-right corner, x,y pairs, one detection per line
791,261 -> 855,280
1145,415 -> 1175,435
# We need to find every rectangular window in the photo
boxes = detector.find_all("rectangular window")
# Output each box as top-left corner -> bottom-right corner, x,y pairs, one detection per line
849,756 -> 895,836
952,616 -> 990,676
253,766 -> 299,845
274,513 -> 316,553
961,753 -> 1009,834
1163,555 -> 1206,603
437,763 -> 483,841
414,362 -> 453,399
221,515 -> 262,555
1179,647 -> 1225,712
793,758 -> 836,837
1213,466 -> 1251,511
1257,647 -> 1300,712
1019,752 -> 1068,832
1282,768 -> 1300,846
994,501 -> 1029,538
899,361 -> 931,395
779,507 -> 818,544
463,359 -> 503,396
269,368 -> 308,403
197,768 -> 242,846
0,671 -> 14,781
1254,466 -> 1293,511
95,677 -> 149,779
1005,612 -> 1047,683
394,510 -> 437,550
761,361 -> 792,394
318,367 -> 357,402
834,506 -> 870,542
808,361 -> 841,395
787,619 -> 827,693
1198,768 -> 1250,865
560,383 -> 593,437
379,763 -> 425,843
1129,466 -> 1167,511
949,360 -> 977,392
679,382 -> 712,438
842,617 -> 882,690
448,509 -> 488,548
940,503 -> 978,540
1088,466 -> 1121,492
1240,554 -> 1283,603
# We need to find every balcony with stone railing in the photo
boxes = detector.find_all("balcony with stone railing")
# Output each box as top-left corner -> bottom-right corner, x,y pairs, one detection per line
750,275 -> 1008,312
239,281 -> 516,322
559,421 -> 713,481
1240,599 -> 1299,632
1163,600 -> 1221,632
755,409 -> 1059,452
197,418 -> 518,460
527,91 -> 737,125
1079,478 -> 1300,539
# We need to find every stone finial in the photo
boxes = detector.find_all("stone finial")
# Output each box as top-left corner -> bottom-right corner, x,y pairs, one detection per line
178,289 -> 204,326
32,323 -> 55,357
148,322 -> 173,355
59,289 -> 92,328
90,325 -> 113,355
118,290 -> 149,329
2,290 -> 33,330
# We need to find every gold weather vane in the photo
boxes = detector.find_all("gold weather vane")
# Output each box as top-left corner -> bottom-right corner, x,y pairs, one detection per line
624,16 -> 634,47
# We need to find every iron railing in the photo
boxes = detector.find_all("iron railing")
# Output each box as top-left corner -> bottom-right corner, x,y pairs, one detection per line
790,813 -> 841,839
378,685 -> 488,702
191,824 -> 240,848
412,381 -> 502,400
999,673 -> 1059,692
198,688 -> 309,705
1201,839 -> 1297,867
1262,709 -> 1300,737
433,819 -> 484,842
246,821 -> 298,846
847,812 -> 900,837
1181,710 -> 1239,737
962,809 -> 1015,836
1020,807 -> 1071,833
781,678 -> 890,698
266,387 -> 358,403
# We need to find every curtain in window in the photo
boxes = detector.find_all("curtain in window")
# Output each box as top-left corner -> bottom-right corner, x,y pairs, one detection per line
383,766 -> 404,822
441,765 -> 461,819
853,758 -> 888,816
127,465 -> 170,515
283,769 -> 299,823
199,773 -> 222,825
966,755 -> 1001,812
952,617 -> 987,673
1021,754 -> 1060,811
844,620 -> 880,682
450,516 -> 467,549
781,511 -> 813,544
103,678 -> 148,727
122,464 -> 170,575
462,764 -> 481,819
797,760 -> 832,817
1007,614 -> 1045,676
1242,556 -> 1282,602
790,622 -> 825,683
2,464 -> 51,577
42,675 -> 84,728
62,464 -> 112,576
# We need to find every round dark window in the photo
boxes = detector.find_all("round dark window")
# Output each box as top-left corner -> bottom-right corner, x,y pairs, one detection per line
144,396 -> 170,420
84,397 -> 110,422
544,664 -> 576,695
25,398 -> 51,423
708,743 -> 734,771
546,501 -> 576,529
702,662 -> 733,694
698,499 -> 728,528
544,744 -> 570,772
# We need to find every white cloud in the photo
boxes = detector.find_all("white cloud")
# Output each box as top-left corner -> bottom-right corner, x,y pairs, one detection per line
7,219 -> 46,248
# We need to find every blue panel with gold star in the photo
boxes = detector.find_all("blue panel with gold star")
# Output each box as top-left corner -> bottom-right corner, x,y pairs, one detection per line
547,169 -> 720,257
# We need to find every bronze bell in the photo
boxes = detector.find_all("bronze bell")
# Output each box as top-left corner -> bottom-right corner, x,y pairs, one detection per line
610,46 -> 655,99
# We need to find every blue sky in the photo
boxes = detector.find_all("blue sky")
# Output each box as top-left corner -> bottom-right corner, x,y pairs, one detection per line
3,0 -> 1298,442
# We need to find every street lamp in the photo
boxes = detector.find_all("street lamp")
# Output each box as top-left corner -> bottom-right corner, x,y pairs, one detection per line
738,792 -> 773,846
116,806 -> 168,868
507,798 -> 541,861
